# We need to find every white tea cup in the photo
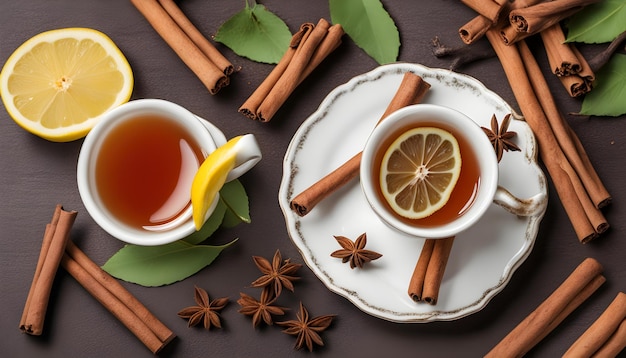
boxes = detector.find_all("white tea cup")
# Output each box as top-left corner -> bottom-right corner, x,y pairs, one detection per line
360,104 -> 546,239
77,99 -> 261,246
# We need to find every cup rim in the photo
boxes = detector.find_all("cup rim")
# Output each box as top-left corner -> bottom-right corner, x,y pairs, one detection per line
76,98 -> 217,246
360,103 -> 498,239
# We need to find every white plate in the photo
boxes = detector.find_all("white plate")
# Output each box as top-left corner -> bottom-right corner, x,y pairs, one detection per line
278,63 -> 548,323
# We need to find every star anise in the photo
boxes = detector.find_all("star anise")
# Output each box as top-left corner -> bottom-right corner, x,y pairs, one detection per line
177,286 -> 229,330
330,233 -> 382,269
481,113 -> 521,162
277,302 -> 336,352
237,287 -> 288,327
251,249 -> 302,297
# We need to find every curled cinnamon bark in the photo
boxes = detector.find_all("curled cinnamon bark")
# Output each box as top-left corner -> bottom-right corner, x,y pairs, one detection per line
460,0 -> 504,23
289,72 -> 431,216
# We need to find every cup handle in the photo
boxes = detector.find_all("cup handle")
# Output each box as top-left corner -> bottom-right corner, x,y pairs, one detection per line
493,186 -> 547,217
225,134 -> 262,182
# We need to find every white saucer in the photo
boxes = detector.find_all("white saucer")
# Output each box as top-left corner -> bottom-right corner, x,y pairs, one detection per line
279,63 -> 548,323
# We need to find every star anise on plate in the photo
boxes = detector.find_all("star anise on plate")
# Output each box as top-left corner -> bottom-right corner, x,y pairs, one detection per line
330,233 -> 382,269
481,113 -> 521,162
251,249 -> 302,297
237,287 -> 288,327
277,302 -> 336,352
177,286 -> 229,330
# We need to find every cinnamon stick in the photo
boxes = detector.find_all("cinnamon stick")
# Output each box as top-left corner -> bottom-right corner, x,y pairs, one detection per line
62,241 -> 175,354
486,29 -> 601,243
65,241 -> 175,345
518,41 -> 610,222
19,205 -> 77,335
509,0 -> 600,35
458,0 -> 509,44
241,19 -> 344,122
408,237 -> 455,305
289,72 -> 431,216
461,0 -> 504,23
158,0 -> 234,75
541,24 -> 581,76
130,0 -> 229,94
485,258 -> 605,358
564,292 -> 626,357
239,23 -> 313,120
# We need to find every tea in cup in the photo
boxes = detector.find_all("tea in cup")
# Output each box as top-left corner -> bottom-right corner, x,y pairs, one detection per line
360,104 -> 545,239
77,99 -> 261,246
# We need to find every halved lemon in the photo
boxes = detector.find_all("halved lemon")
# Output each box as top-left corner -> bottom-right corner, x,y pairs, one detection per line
0,28 -> 133,142
380,127 -> 462,219
191,136 -> 244,230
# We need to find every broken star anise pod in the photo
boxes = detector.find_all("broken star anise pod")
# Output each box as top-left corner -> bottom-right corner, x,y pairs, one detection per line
177,286 -> 229,330
331,233 -> 382,269
277,302 -> 336,352
481,113 -> 521,162
251,249 -> 302,297
237,287 -> 288,328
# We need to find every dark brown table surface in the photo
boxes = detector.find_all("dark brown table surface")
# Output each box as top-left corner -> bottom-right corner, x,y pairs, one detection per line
1,1 -> 625,357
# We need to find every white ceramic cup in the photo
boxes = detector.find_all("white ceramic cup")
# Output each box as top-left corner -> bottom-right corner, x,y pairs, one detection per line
360,104 -> 546,239
77,99 -> 262,246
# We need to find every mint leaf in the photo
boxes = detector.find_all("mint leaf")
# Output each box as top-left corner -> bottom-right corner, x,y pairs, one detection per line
566,0 -> 626,43
329,0 -> 400,64
580,54 -> 626,116
214,0 -> 292,64
220,179 -> 251,228
102,239 -> 237,286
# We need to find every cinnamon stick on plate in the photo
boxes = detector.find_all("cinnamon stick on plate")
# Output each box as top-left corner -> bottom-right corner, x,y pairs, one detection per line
289,72 -> 431,217
407,237 -> 455,305
62,241 -> 175,354
130,0 -> 231,94
564,292 -> 626,357
485,258 -> 605,357
19,205 -> 77,335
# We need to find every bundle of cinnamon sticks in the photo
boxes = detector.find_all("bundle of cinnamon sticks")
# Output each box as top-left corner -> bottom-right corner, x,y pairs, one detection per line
131,0 -> 233,95
459,0 -> 611,243
19,205 -> 175,354
240,18 -> 344,122
460,0 -> 598,97
408,237 -> 455,305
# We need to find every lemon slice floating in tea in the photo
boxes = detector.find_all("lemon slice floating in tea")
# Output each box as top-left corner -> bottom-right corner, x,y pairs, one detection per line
0,28 -> 133,142
380,127 -> 462,219
191,135 -> 245,230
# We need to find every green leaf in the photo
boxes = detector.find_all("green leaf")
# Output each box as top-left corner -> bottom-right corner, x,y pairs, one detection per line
566,0 -> 626,43
580,54 -> 626,116
329,0 -> 400,64
102,239 -> 238,286
220,179 -> 251,228
214,0 -> 292,64
183,200 -> 227,245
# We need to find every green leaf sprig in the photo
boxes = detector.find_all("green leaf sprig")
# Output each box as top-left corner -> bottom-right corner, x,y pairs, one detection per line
214,0 -> 292,64
102,179 -> 250,286
329,0 -> 400,64
564,1 -> 626,116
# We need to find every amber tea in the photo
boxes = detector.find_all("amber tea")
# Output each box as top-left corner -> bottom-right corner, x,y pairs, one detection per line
95,115 -> 204,229
372,121 -> 481,228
